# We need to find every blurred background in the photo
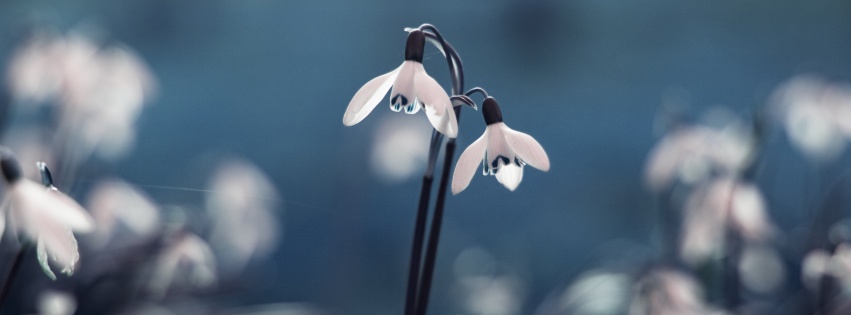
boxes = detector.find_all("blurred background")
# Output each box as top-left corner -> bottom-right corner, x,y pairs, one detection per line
0,0 -> 850,314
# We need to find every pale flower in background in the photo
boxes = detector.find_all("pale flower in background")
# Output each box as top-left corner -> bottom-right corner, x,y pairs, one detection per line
552,270 -> 631,315
149,232 -> 217,298
771,76 -> 851,161
680,177 -> 774,265
629,268 -> 724,315
37,291 -> 77,315
5,29 -> 156,162
0,153 -> 94,280
452,97 -> 549,194
87,179 -> 160,248
452,247 -> 525,315
6,30 -> 66,104
370,116 -> 431,182
207,159 -> 280,273
802,243 -> 851,292
737,244 -> 785,294
343,29 -> 458,137
645,119 -> 752,191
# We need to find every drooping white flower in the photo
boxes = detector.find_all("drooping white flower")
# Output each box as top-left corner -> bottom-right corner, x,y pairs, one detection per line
629,268 -> 722,315
149,232 -> 217,298
207,158 -> 280,273
771,76 -> 851,161
5,30 -> 156,161
0,152 -> 94,280
37,290 -> 77,315
343,29 -> 458,138
644,120 -> 752,192
87,179 -> 160,248
451,97 -> 549,194
679,177 -> 775,265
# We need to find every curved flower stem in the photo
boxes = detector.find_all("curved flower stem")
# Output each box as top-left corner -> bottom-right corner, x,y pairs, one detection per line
0,242 -> 31,312
464,87 -> 489,99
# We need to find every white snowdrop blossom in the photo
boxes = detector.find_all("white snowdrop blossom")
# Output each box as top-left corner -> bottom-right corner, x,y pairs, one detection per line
629,268 -> 724,315
802,243 -> 851,291
6,30 -> 156,161
771,76 -> 851,161
87,179 -> 160,248
149,232 -> 217,298
452,97 -> 549,194
555,270 -> 631,315
0,153 -> 94,280
680,177 -> 774,265
645,122 -> 752,191
343,29 -> 458,138
207,159 -> 280,273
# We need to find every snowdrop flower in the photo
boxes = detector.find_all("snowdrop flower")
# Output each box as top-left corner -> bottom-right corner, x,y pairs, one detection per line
0,151 -> 94,279
207,159 -> 280,273
87,179 -> 160,248
771,76 -> 851,161
629,268 -> 722,315
553,270 -> 631,315
6,30 -> 156,161
451,97 -> 549,194
343,29 -> 458,138
679,177 -> 774,265
149,232 -> 216,298
802,243 -> 851,291
645,122 -> 752,192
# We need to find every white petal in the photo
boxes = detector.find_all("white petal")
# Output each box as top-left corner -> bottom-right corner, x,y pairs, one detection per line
37,238 -> 57,281
495,162 -> 524,191
452,131 -> 489,194
501,124 -> 550,171
343,64 -> 402,126
485,125 -> 513,171
14,181 -> 94,233
415,65 -> 458,138
389,61 -> 418,113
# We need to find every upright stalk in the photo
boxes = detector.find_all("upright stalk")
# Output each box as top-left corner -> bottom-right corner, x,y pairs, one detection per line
413,24 -> 465,315
416,105 -> 461,315
404,131 -> 441,315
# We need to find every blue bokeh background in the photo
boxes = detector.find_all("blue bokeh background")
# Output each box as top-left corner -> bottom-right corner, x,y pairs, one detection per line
1,1 -> 851,314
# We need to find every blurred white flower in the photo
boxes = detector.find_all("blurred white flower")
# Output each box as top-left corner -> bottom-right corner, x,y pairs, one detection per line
738,244 -> 785,294
645,118 -> 752,191
370,116 -> 431,182
629,268 -> 724,315
452,97 -> 550,194
680,177 -> 774,265
802,243 -> 851,293
149,232 -> 216,298
0,153 -> 94,280
207,158 -> 280,273
5,29 -> 156,161
771,76 -> 851,161
6,31 -> 66,104
557,270 -> 631,315
343,29 -> 458,137
37,290 -> 77,315
86,179 -> 160,248
452,248 -> 525,315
